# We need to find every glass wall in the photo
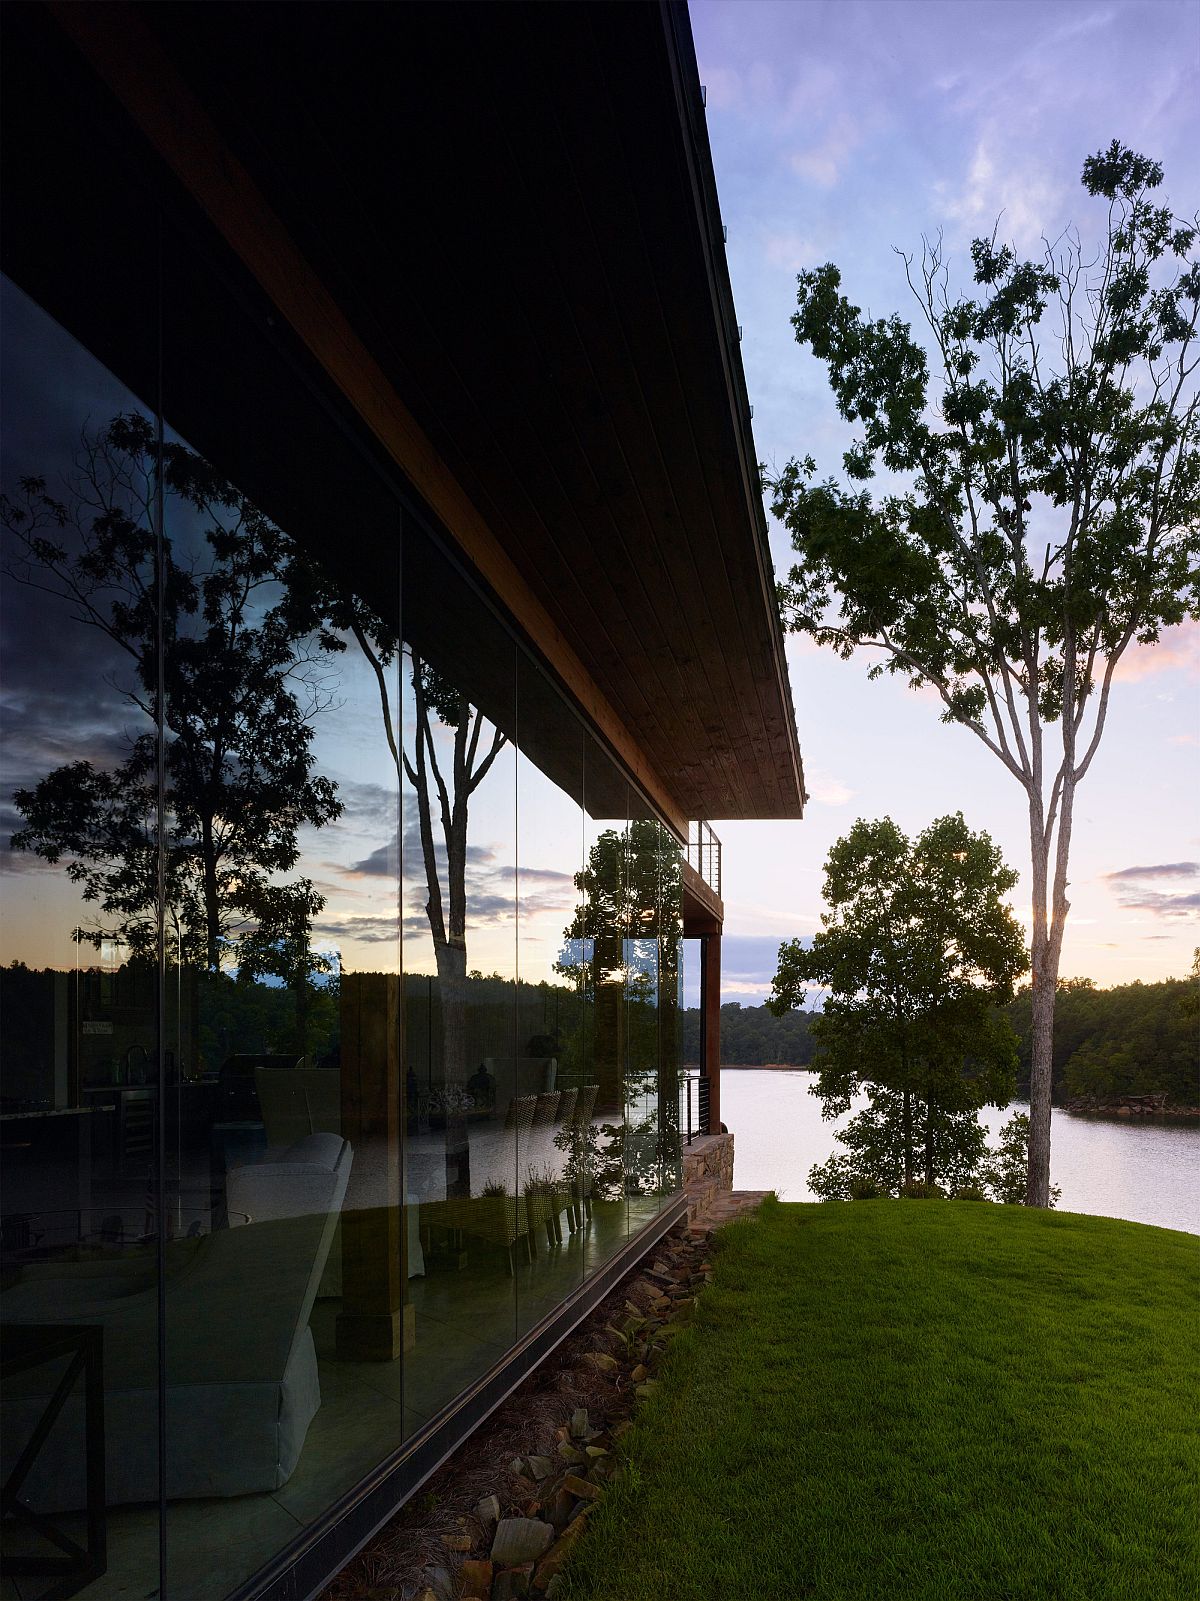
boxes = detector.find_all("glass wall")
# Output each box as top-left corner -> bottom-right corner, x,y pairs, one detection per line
0,132 -> 683,1601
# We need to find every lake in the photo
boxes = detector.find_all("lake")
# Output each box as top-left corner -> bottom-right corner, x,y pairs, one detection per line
720,1068 -> 1200,1236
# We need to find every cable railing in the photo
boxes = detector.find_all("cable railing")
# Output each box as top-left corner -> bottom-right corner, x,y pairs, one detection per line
678,1068 -> 712,1146
686,820 -> 722,899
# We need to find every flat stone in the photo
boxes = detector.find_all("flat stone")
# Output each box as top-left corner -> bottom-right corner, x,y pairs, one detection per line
546,1488 -> 575,1531
533,1517 -> 587,1591
630,1364 -> 648,1383
569,1407 -> 589,1438
476,1495 -> 501,1528
561,1473 -> 602,1502
460,1559 -> 493,1598
557,1441 -> 585,1464
584,1351 -> 618,1373
585,1445 -> 608,1460
635,1380 -> 660,1400
491,1519 -> 555,1566
491,1564 -> 534,1599
527,1455 -> 554,1481
442,1533 -> 473,1551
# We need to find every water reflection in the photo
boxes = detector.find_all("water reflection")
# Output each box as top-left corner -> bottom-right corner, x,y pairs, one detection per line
722,1070 -> 1200,1235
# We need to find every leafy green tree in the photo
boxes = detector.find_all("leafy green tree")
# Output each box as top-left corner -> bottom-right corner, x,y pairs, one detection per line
770,142 -> 1199,1203
981,1113 -> 1060,1206
808,1088 -> 988,1199
3,416 -> 340,1010
558,820 -> 682,1198
771,814 -> 1026,1187
1006,968 -> 1197,1105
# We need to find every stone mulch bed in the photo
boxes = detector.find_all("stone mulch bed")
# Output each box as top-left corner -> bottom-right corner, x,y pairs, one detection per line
320,1217 -> 729,1601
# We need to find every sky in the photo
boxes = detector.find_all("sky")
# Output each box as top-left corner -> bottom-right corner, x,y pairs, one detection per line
2,3 -> 1197,1007
689,0 -> 1200,1000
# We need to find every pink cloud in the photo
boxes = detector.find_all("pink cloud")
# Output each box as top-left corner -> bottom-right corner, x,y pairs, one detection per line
1113,620 -> 1200,684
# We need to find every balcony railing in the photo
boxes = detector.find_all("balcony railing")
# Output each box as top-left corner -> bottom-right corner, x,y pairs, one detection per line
686,820 -> 722,899
678,1068 -> 711,1145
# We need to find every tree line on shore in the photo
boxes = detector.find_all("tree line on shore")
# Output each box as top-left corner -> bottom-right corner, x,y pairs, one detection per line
698,972 -> 1195,1105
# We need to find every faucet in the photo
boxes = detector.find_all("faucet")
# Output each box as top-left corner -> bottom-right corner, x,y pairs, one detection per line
121,1044 -> 150,1086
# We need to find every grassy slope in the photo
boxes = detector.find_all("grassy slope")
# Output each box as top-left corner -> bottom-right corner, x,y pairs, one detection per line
563,1200 -> 1198,1601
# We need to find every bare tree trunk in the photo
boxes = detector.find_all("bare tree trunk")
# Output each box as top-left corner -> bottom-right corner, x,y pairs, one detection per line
902,1085 -> 914,1188
434,936 -> 468,1084
201,815 -> 220,971
1026,798 -> 1052,1207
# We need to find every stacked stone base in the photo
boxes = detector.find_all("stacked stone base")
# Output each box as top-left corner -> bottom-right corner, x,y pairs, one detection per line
682,1132 -> 733,1225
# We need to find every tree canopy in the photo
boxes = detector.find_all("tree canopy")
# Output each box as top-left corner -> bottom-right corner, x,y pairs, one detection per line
3,414 -> 340,981
770,814 -> 1027,1187
771,141 -> 1199,1203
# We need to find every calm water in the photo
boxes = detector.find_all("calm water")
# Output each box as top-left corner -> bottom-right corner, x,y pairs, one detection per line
721,1069 -> 1200,1236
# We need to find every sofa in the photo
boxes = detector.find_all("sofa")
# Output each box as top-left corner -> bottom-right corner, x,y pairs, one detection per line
254,1066 -> 423,1280
1,1132 -> 351,1509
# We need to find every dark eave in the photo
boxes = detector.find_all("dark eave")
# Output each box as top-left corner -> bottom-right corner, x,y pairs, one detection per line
41,0 -> 807,822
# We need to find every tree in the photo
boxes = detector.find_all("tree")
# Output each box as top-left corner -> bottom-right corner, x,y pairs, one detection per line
557,820 -> 682,1198
770,814 -> 1027,1188
280,549 -> 510,1087
981,1113 -> 1060,1206
3,415 -> 341,1015
808,1088 -> 988,1199
770,142 -> 1199,1203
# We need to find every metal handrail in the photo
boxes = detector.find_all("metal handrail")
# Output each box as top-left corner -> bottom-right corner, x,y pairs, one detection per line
678,1068 -> 712,1146
686,820 -> 722,899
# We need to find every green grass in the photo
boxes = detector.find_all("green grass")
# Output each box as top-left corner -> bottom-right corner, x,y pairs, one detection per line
563,1199 -> 1199,1601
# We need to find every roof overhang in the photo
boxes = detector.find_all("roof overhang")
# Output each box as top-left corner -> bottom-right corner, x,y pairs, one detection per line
29,0 -> 807,822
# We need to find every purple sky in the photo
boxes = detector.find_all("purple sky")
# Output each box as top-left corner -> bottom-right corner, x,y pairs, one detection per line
691,0 -> 1200,1000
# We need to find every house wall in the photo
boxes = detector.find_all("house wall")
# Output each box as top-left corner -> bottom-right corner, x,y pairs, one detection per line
0,52 -> 686,1601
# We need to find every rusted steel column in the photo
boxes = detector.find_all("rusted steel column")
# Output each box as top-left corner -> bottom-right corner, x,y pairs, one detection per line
702,932 -> 721,1133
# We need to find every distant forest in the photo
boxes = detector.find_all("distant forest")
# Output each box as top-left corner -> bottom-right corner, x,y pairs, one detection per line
682,1002 -> 816,1067
1006,975 -> 1197,1107
686,975 -> 1197,1104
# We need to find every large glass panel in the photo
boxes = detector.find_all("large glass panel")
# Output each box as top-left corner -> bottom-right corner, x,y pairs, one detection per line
625,799 -> 665,1233
0,276 -> 163,1597
400,534 -> 519,1425
658,822 -> 685,1206
578,739 -> 632,1270
158,229 -> 410,1591
515,653 -> 586,1335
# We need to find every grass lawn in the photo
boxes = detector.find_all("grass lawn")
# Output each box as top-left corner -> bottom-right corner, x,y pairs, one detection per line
562,1198 -> 1198,1601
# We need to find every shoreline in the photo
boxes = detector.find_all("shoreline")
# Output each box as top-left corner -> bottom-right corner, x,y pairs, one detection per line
712,1065 -> 1200,1119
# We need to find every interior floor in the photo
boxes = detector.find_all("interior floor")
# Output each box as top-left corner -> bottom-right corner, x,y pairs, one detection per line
2,1196 -> 673,1601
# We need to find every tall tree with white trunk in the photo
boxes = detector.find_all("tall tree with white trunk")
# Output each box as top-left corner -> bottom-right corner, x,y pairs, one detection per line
770,142 -> 1199,1204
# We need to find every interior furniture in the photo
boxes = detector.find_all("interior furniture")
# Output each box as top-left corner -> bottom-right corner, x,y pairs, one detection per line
0,1133 -> 351,1509
1,1322 -> 106,1598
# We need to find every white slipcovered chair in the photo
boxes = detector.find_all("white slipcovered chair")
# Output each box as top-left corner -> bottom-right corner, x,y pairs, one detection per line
1,1133 -> 351,1509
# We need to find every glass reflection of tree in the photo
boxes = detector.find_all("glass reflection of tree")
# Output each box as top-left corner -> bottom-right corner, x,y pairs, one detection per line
287,567 -> 507,1088
558,820 -> 681,1199
2,415 -> 342,1042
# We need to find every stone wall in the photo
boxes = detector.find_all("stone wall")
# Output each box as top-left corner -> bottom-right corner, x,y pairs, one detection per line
682,1131 -> 734,1225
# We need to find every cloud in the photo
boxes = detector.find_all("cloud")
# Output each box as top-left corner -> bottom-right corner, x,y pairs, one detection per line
806,769 -> 855,806
1103,862 -> 1198,882
1101,861 -> 1200,921
763,230 -> 825,271
788,114 -> 862,189
1114,620 -> 1200,683
314,913 -> 398,947
939,137 -> 1068,249
1169,734 -> 1199,747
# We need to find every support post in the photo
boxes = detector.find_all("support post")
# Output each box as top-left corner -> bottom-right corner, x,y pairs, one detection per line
336,972 -> 414,1361
701,931 -> 721,1134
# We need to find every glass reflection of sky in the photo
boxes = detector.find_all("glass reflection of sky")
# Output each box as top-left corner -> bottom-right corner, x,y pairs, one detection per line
0,274 -> 592,984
